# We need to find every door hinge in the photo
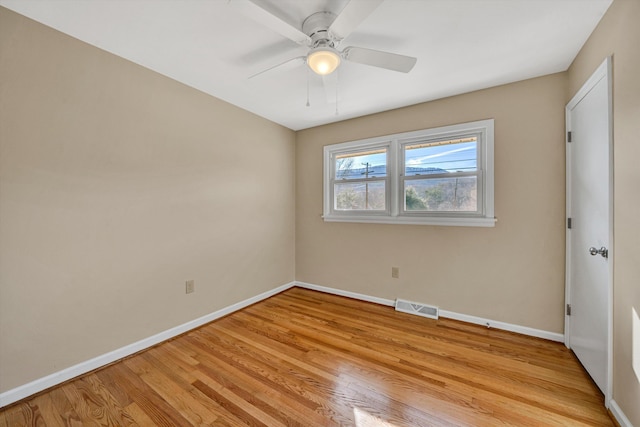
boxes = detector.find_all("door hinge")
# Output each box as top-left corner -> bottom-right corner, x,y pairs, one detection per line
567,131 -> 572,143
566,304 -> 572,316
567,218 -> 572,229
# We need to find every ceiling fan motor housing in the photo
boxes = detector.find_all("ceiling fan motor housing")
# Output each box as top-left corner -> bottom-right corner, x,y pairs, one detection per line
303,11 -> 339,47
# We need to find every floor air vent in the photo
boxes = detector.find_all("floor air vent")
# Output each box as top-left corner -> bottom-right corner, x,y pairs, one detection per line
395,299 -> 439,319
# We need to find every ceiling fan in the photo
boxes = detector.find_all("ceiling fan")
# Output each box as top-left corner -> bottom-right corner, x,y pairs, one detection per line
229,0 -> 417,79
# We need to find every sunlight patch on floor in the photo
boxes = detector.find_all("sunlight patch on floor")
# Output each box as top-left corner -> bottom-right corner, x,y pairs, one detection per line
354,407 -> 398,427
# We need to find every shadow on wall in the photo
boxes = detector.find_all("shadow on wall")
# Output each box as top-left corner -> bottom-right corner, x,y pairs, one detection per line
633,307 -> 640,383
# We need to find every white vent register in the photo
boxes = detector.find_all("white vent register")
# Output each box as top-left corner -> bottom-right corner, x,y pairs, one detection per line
395,299 -> 439,319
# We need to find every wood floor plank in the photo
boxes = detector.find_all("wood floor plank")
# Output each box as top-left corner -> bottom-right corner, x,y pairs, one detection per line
123,353 -> 220,426
61,378 -> 130,427
123,402 -> 157,426
185,337 -> 327,426
283,290 -> 612,425
207,314 -> 465,425
275,293 -> 572,380
0,287 -> 614,426
106,362 -> 193,427
47,387 -> 83,426
0,405 -> 30,427
276,291 -> 600,396
28,394 -> 68,427
187,329 -> 354,424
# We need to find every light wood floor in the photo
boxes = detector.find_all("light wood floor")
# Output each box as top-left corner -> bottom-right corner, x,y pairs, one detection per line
1,287 -> 613,426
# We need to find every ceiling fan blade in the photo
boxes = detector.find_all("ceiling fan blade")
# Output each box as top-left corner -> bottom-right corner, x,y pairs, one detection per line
328,0 -> 384,41
249,56 -> 306,79
229,0 -> 311,46
342,46 -> 417,73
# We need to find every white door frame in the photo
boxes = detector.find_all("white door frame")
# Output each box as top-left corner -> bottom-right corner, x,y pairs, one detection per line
564,56 -> 614,406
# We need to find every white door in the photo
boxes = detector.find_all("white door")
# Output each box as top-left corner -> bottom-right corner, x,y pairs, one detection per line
565,57 -> 612,400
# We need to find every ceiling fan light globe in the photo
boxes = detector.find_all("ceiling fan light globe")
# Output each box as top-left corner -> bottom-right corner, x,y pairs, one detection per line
307,49 -> 341,75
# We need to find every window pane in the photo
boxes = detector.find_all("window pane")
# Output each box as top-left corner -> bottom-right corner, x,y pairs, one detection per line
335,149 -> 387,180
335,181 -> 386,211
405,137 -> 477,176
405,177 -> 477,212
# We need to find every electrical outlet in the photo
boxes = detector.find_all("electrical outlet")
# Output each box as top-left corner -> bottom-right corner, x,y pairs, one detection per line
185,280 -> 195,294
391,267 -> 400,279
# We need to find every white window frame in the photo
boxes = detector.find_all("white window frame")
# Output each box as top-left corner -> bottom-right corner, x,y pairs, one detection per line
323,119 -> 496,227
329,142 -> 392,216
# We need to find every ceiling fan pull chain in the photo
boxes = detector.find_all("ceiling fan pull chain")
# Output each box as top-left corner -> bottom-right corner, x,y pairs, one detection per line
335,69 -> 339,115
306,67 -> 310,107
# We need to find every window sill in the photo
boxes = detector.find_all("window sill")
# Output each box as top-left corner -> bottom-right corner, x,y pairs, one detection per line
322,214 -> 497,227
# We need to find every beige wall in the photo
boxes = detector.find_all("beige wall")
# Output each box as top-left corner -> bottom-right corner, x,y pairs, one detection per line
568,0 -> 640,424
296,73 -> 567,334
0,8 -> 295,393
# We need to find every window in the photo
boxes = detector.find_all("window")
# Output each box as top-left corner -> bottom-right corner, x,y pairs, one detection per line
323,119 -> 495,226
334,148 -> 388,212
402,136 -> 480,215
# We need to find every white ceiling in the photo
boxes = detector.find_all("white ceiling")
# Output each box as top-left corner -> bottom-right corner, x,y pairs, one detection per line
1,0 -> 612,131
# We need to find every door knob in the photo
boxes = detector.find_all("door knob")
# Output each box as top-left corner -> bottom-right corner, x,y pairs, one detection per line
589,246 -> 608,258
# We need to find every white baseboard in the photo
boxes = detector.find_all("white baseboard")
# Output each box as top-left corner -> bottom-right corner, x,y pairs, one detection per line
0,281 -> 295,408
295,281 -> 395,307
439,310 -> 564,342
294,281 -> 564,342
609,399 -> 633,427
